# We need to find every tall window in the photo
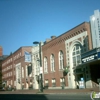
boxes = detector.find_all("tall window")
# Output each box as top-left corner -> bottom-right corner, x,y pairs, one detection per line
72,44 -> 81,68
26,65 -> 28,77
50,54 -> 55,71
22,67 -> 24,78
59,51 -> 64,69
44,57 -> 48,72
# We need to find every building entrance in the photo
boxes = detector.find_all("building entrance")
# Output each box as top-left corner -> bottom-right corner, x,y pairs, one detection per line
77,74 -> 83,81
90,64 -> 100,87
76,74 -> 85,89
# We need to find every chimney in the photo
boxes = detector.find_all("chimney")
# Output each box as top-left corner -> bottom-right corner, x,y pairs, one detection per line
45,38 -> 51,43
51,36 -> 56,40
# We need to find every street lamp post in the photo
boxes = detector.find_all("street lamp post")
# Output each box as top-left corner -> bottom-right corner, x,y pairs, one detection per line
33,41 -> 43,92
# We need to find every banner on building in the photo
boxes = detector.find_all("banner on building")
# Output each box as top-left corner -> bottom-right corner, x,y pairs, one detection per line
24,51 -> 31,62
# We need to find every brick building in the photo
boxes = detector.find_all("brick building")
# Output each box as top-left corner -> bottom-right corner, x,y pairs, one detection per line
0,46 -> 8,89
0,46 -> 3,89
2,46 -> 32,90
42,22 -> 93,89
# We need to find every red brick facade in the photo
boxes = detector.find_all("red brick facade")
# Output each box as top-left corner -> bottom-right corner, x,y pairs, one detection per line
42,22 -> 92,88
0,46 -> 2,56
2,46 -> 32,89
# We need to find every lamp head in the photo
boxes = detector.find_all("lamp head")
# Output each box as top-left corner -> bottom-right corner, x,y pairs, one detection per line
33,41 -> 39,44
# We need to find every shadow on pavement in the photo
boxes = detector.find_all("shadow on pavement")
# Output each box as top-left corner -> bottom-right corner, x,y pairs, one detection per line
0,94 -> 48,100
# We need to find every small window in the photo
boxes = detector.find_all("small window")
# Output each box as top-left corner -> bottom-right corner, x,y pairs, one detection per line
73,52 -> 75,55
60,78 -> 65,86
52,79 -> 56,87
76,51 -> 80,54
45,79 -> 49,87
76,45 -> 79,50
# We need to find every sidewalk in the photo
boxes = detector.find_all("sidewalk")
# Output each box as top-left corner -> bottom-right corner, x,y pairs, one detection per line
0,87 -> 99,94
40,87 -> 99,94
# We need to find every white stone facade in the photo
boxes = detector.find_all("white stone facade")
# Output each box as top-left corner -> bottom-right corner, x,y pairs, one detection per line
32,44 -> 40,89
16,63 -> 21,89
90,10 -> 100,49
65,31 -> 92,88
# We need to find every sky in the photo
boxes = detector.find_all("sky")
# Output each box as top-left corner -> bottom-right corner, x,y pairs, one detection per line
0,0 -> 100,55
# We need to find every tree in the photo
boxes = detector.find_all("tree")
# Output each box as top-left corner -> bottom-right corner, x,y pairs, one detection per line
63,66 -> 69,76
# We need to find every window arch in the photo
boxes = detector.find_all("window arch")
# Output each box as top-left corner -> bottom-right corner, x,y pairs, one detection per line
50,54 -> 55,71
44,57 -> 48,72
72,44 -> 81,68
59,50 -> 64,69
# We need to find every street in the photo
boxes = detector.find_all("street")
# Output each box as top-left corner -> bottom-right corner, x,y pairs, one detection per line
0,94 -> 93,100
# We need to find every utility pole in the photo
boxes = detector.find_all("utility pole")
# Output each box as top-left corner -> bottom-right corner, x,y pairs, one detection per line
39,42 -> 43,92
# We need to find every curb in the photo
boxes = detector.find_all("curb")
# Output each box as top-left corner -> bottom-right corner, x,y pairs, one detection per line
36,92 -> 91,95
0,92 -> 91,95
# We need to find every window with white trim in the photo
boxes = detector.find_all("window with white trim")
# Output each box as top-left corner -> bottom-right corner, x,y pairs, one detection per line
60,77 -> 65,86
45,79 -> 49,87
72,44 -> 81,68
11,80 -> 12,85
22,67 -> 24,78
44,57 -> 48,72
50,54 -> 55,71
52,78 -> 56,87
59,50 -> 64,69
26,65 -> 28,77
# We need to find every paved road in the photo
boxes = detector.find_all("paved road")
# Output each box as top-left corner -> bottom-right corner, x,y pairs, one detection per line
0,94 -> 93,100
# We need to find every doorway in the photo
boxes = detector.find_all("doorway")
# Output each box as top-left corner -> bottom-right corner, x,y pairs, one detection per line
90,64 -> 100,87
76,74 -> 85,89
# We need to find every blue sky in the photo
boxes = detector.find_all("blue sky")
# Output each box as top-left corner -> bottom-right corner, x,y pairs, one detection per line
0,0 -> 100,55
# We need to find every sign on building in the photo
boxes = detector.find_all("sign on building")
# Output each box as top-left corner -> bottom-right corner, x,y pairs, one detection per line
24,51 -> 31,62
81,47 -> 100,64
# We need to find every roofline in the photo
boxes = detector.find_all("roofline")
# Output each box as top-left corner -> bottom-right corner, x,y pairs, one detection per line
13,46 -> 32,54
43,21 -> 89,46
2,46 -> 32,61
57,21 -> 89,38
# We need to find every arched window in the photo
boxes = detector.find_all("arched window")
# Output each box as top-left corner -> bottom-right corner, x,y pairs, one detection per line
50,54 -> 55,71
44,57 -> 48,72
72,44 -> 81,68
59,50 -> 64,69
